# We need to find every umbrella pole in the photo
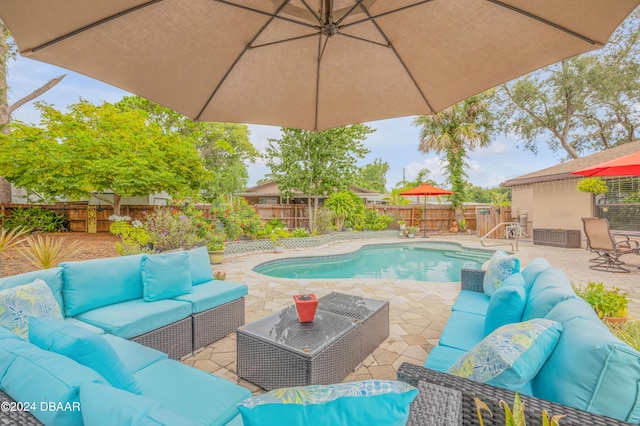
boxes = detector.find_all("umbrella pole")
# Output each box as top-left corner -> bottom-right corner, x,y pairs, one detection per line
423,195 -> 429,238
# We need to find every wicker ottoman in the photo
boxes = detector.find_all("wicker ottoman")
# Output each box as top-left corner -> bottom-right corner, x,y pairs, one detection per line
317,292 -> 390,363
237,305 -> 361,390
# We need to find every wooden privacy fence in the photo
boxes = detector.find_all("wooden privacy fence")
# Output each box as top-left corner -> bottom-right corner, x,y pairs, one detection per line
476,205 -> 513,238
1,202 -> 495,235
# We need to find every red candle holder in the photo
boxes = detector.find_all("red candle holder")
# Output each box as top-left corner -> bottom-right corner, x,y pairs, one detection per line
293,294 -> 318,323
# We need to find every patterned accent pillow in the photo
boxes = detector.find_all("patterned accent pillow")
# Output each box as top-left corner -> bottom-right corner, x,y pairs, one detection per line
0,278 -> 63,339
483,250 -> 520,296
237,380 -> 418,426
448,318 -> 562,391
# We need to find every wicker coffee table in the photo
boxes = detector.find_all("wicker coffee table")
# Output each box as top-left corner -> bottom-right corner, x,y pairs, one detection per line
237,293 -> 389,390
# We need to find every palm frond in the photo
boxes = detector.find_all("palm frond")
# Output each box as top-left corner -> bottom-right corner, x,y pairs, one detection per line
17,235 -> 81,269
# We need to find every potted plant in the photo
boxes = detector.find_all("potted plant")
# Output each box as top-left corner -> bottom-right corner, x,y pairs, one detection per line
406,226 -> 419,238
270,233 -> 284,253
573,281 -> 629,323
206,234 -> 225,264
458,218 -> 467,233
397,220 -> 406,230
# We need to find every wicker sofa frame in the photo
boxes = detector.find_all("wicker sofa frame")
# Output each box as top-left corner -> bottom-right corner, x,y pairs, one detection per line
398,362 -> 633,426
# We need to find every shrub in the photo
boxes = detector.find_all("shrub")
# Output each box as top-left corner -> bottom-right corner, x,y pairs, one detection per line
312,207 -> 335,235
325,191 -> 358,231
210,199 -> 264,241
5,207 -> 68,233
110,219 -> 151,256
213,271 -> 227,281
143,208 -> 198,252
291,228 -> 310,237
573,281 -> 629,318
17,235 -> 81,269
576,177 -> 608,195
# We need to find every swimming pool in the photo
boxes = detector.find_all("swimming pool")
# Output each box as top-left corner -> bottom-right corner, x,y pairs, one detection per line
253,242 -> 493,282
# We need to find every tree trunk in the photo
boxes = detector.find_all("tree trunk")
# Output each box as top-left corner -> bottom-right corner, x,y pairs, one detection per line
113,194 -> 122,216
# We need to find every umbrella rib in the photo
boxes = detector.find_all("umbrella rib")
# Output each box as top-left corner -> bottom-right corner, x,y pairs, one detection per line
335,0 -> 365,26
486,0 -> 598,45
299,0 -> 324,25
338,32 -> 389,48
28,0 -> 163,53
341,0 -> 434,29
314,34 -> 329,131
196,0 -> 294,121
250,33 -> 320,49
214,0 -> 320,30
356,3 -> 436,114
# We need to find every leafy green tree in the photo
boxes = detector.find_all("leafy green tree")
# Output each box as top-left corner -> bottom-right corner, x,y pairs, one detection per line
0,101 -> 208,214
497,9 -> 640,158
413,93 -> 494,221
466,184 -> 511,204
324,191 -> 358,231
264,125 -> 373,231
0,23 -> 65,202
117,96 -> 258,201
356,158 -> 389,192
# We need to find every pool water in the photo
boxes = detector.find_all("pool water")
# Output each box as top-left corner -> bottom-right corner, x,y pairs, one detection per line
253,242 -> 493,282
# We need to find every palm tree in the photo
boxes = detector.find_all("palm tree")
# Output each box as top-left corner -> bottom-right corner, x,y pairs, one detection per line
413,93 -> 494,222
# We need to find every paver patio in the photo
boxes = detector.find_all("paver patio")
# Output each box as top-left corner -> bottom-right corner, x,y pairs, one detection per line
182,234 -> 640,395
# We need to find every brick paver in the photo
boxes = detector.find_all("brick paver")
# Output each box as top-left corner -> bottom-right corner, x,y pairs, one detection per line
182,235 -> 640,395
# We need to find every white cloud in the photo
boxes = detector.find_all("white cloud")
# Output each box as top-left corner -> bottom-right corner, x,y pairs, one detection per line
477,140 -> 511,155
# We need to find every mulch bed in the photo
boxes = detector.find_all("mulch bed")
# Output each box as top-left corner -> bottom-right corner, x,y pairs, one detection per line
0,232 -> 119,278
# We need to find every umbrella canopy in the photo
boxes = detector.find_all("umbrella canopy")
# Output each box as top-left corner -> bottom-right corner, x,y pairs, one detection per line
400,184 -> 453,197
572,151 -> 640,177
1,0 -> 638,131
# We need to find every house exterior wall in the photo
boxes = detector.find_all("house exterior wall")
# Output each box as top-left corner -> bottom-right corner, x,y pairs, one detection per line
512,179 -> 592,246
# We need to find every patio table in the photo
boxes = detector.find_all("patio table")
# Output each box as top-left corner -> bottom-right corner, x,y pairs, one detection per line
237,292 -> 389,390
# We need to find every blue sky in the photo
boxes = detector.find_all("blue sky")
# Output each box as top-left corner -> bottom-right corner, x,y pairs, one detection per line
8,54 -> 563,190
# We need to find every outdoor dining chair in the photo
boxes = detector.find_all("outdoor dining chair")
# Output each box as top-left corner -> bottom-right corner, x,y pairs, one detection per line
581,217 -> 639,273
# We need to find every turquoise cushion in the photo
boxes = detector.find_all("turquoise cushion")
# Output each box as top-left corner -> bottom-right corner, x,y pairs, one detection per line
448,318 -> 563,392
438,311 -> 485,351
102,334 -> 167,374
543,297 -> 600,323
521,268 -> 576,321
521,258 -> 551,293
75,298 -> 192,339
142,252 -> 193,301
62,255 -> 144,317
237,380 -> 418,426
63,317 -> 105,334
0,279 -> 63,339
173,281 -> 248,313
0,267 -> 63,310
484,273 -> 527,336
424,345 -> 467,372
80,382 -> 200,426
0,337 -> 107,426
451,290 -> 490,315
483,250 -> 520,296
134,359 -> 252,426
187,246 -> 214,285
28,317 -> 141,394
0,326 -> 21,340
535,312 -> 640,423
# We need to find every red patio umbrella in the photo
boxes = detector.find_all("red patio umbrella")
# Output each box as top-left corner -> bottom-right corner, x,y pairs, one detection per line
400,184 -> 454,237
572,151 -> 640,177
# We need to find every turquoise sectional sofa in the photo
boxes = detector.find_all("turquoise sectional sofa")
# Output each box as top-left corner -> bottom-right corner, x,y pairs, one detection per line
426,257 -> 640,424
0,247 -> 251,425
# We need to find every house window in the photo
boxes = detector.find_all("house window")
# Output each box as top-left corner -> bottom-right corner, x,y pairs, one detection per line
259,198 -> 278,204
594,177 -> 640,231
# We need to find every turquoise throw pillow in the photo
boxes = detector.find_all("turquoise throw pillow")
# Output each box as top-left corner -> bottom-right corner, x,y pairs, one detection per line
142,251 -> 193,302
187,246 -> 213,285
448,318 -> 562,391
237,380 -> 418,426
0,278 -> 63,339
483,250 -> 520,296
80,382 -> 201,426
29,317 -> 141,395
484,273 -> 527,336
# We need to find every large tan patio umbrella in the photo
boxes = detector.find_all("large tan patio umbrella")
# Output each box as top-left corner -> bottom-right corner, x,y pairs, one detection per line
1,1 -> 639,131
400,183 -> 453,237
